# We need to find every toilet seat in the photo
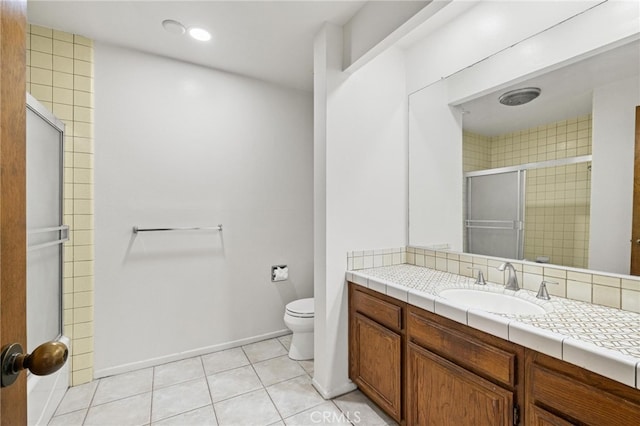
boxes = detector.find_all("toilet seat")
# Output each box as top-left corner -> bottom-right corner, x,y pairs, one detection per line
285,298 -> 314,318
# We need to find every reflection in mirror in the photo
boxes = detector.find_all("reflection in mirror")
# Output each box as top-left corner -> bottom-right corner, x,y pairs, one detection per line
463,119 -> 592,269
409,39 -> 640,274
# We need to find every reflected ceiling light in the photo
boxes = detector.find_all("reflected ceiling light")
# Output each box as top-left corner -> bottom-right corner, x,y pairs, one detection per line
162,19 -> 186,35
499,87 -> 541,106
188,27 -> 212,42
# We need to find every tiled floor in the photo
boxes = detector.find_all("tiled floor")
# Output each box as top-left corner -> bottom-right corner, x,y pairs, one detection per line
49,335 -> 397,426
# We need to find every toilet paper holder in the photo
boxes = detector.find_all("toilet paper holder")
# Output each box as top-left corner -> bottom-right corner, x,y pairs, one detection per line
272,265 -> 288,282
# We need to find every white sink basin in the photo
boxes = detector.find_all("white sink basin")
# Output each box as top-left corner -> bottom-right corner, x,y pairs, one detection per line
438,288 -> 546,315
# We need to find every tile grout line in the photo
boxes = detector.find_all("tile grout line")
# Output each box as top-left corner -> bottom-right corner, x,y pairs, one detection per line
199,355 -> 220,426
81,380 -> 99,425
242,344 -> 286,424
148,366 -> 156,425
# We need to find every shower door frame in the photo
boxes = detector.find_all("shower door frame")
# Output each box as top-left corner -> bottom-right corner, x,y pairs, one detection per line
26,92 -> 66,351
465,169 -> 526,260
464,155 -> 594,261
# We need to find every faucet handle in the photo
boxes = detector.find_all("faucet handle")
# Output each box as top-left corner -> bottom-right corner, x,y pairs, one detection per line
467,266 -> 486,285
536,280 -> 558,300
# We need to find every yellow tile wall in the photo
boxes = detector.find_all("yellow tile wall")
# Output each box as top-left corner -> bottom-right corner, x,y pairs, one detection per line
463,115 -> 592,268
27,25 -> 94,386
462,130 -> 491,172
524,163 -> 591,268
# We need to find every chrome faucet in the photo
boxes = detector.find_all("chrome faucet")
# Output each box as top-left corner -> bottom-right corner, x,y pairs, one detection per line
498,262 -> 519,291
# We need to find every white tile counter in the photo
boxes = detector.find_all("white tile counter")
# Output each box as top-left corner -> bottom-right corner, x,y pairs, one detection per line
346,264 -> 640,390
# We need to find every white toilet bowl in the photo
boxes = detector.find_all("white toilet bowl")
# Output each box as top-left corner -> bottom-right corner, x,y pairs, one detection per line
283,298 -> 314,361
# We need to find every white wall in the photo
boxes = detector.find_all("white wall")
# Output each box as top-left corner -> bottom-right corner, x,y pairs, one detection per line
94,43 -> 313,376
408,80 -> 463,249
342,1 -> 428,69
590,75 -> 640,274
313,24 -> 407,398
404,0 -> 603,94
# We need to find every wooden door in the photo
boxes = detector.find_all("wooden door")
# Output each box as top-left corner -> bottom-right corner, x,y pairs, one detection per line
0,0 -> 28,424
406,342 -> 513,426
351,313 -> 402,422
631,106 -> 640,275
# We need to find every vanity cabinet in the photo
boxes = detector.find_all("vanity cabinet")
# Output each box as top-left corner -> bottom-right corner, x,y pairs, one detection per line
348,283 -> 404,423
525,350 -> 640,425
406,306 -> 524,425
347,282 -> 640,425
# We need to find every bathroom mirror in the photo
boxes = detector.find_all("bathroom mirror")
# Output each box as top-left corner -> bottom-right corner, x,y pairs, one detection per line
408,38 -> 640,275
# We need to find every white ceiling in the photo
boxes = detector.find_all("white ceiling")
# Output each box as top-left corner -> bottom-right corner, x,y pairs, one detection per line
460,40 -> 640,136
27,0 -> 367,92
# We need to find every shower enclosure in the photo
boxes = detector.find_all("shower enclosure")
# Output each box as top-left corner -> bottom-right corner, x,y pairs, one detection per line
465,169 -> 525,259
25,94 -> 69,425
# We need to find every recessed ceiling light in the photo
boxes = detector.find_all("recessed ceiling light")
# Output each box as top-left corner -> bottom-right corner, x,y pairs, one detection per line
162,19 -> 186,35
188,27 -> 212,42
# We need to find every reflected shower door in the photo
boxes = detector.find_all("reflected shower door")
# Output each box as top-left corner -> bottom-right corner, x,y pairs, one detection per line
466,170 -> 525,259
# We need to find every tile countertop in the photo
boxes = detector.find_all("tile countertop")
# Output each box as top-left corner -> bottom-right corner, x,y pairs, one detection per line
346,264 -> 640,390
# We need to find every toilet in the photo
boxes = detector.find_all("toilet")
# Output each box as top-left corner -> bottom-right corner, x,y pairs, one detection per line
283,298 -> 314,360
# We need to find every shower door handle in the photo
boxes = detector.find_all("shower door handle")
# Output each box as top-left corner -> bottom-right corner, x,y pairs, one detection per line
0,341 -> 68,387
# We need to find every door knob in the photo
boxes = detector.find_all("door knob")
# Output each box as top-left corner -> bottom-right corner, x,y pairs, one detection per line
0,341 -> 68,387
637,239 -> 640,245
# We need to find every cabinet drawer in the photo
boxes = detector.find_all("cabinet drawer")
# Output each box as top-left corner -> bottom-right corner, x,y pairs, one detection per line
529,362 -> 640,425
352,287 -> 402,331
408,309 -> 516,387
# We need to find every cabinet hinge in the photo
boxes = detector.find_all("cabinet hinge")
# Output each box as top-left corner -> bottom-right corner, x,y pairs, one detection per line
513,405 -> 520,426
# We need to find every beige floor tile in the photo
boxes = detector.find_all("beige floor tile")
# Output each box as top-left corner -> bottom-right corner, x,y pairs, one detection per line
202,347 -> 250,375
242,339 -> 288,363
55,380 -> 98,415
151,378 -> 211,423
48,409 -> 87,426
333,390 -> 397,426
214,388 -> 280,426
207,365 -> 263,403
153,357 -> 204,389
284,401 -> 350,425
266,375 -> 324,418
92,368 -> 152,406
278,334 -> 292,351
152,405 -> 218,425
253,355 -> 306,386
84,392 -> 151,426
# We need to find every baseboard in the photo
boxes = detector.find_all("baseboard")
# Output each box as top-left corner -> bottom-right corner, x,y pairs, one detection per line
312,377 -> 357,400
94,329 -> 291,379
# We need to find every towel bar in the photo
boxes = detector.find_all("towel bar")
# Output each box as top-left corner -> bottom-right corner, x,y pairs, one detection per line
132,225 -> 223,234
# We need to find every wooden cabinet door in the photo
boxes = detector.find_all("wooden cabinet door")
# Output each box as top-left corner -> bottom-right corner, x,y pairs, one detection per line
530,405 -> 575,426
407,342 -> 514,426
351,312 -> 402,422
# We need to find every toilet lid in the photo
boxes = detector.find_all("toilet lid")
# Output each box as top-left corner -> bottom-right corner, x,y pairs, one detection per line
286,298 -> 314,317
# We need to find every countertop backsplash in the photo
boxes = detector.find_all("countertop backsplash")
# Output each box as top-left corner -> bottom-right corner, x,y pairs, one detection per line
347,246 -> 640,315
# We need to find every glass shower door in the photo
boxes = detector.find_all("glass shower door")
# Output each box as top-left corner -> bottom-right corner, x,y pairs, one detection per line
25,95 -> 67,353
466,170 -> 525,259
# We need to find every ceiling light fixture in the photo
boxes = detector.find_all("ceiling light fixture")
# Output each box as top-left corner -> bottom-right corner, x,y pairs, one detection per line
498,87 -> 541,106
188,27 -> 212,42
161,19 -> 186,35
